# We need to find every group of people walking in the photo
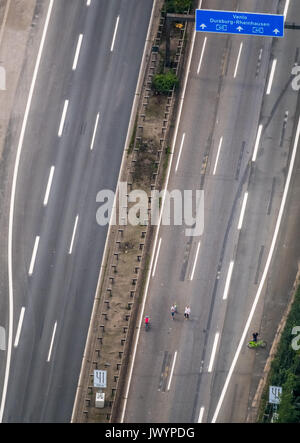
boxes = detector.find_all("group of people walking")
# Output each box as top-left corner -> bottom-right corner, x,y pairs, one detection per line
145,303 -> 191,329
170,304 -> 190,320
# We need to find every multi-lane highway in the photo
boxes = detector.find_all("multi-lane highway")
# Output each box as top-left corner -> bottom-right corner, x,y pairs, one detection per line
1,0 -> 299,425
0,0 -> 154,422
123,0 -> 300,423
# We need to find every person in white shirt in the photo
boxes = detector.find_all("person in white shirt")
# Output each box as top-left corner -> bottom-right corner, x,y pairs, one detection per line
171,305 -> 176,320
184,305 -> 190,319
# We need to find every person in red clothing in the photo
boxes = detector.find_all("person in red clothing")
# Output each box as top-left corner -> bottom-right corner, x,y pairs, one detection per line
145,316 -> 150,330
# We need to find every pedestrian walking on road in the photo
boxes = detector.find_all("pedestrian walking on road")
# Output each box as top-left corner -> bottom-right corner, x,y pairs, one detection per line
252,332 -> 259,342
184,305 -> 190,319
145,316 -> 150,331
171,305 -> 176,320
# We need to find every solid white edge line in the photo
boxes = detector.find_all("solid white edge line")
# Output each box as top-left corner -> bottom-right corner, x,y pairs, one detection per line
197,36 -> 207,75
237,192 -> 248,230
152,237 -> 162,277
208,332 -> 219,372
69,215 -> 79,255
13,307 -> 25,348
222,261 -> 234,300
86,0 -> 91,6
198,406 -> 205,423
175,132 -> 185,172
284,0 -> 290,19
1,0 -> 54,422
72,34 -> 83,71
190,241 -> 201,280
28,236 -> 40,276
58,99 -> 69,137
266,59 -> 277,95
212,115 -> 300,423
90,113 -> 100,151
166,351 -> 177,391
43,166 -> 55,206
47,322 -> 57,362
110,15 -> 120,52
120,0 -> 203,423
252,124 -> 263,162
213,136 -> 223,175
233,42 -> 243,78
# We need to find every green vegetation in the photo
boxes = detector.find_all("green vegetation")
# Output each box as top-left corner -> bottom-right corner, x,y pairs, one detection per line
152,71 -> 179,94
164,0 -> 193,13
277,372 -> 300,422
259,286 -> 300,423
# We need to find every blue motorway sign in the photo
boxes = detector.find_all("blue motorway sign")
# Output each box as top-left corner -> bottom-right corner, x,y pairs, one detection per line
196,10 -> 284,38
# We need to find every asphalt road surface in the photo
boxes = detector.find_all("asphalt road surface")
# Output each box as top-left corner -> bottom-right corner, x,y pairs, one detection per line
124,0 -> 300,423
0,0 -> 153,423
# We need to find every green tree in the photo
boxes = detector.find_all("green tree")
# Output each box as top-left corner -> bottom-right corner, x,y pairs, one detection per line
165,0 -> 193,13
258,287 -> 300,422
152,71 -> 179,94
277,371 -> 300,423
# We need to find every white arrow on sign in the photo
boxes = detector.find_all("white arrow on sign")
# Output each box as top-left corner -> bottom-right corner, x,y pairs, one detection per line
236,26 -> 243,32
273,28 -> 280,34
200,23 -> 207,29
